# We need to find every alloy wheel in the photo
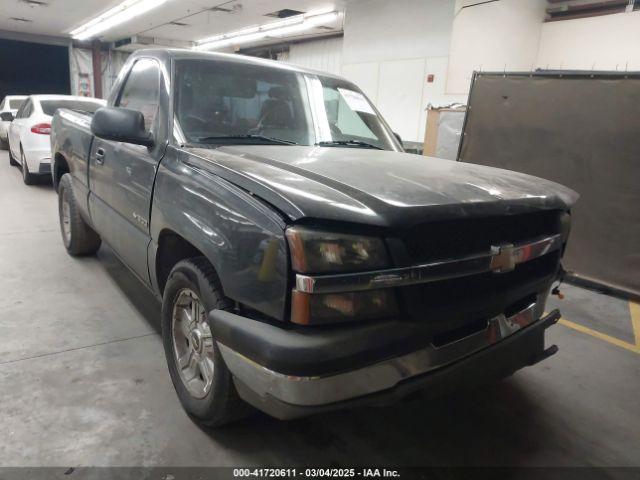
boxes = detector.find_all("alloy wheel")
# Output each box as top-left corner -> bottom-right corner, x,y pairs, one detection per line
21,150 -> 27,180
60,189 -> 72,247
171,288 -> 215,399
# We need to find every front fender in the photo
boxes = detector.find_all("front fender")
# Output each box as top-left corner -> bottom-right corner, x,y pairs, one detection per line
150,150 -> 290,322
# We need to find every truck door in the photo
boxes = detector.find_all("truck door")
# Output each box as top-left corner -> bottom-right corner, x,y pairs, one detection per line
88,58 -> 167,284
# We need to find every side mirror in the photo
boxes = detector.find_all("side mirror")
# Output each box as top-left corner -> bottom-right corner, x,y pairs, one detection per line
393,131 -> 403,145
91,107 -> 154,148
0,112 -> 14,122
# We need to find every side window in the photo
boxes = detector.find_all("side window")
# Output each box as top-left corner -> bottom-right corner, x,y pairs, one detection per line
16,99 -> 31,119
116,59 -> 161,133
322,87 -> 377,140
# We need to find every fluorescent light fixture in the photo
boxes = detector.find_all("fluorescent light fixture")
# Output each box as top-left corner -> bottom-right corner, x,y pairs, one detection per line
195,10 -> 340,51
70,0 -> 169,41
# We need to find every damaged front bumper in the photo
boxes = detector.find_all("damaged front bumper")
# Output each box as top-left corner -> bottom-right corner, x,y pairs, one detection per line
210,304 -> 560,420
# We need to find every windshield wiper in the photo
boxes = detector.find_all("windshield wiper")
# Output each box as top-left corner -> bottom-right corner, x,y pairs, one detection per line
197,134 -> 298,145
316,140 -> 383,150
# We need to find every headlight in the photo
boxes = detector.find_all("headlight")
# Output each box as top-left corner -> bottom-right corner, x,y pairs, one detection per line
286,227 -> 396,325
285,227 -> 389,273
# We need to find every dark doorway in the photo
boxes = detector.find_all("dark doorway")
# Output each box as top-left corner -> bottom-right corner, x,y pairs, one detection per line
0,38 -> 70,100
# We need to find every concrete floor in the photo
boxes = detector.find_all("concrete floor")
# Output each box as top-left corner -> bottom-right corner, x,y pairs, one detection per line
0,150 -> 638,468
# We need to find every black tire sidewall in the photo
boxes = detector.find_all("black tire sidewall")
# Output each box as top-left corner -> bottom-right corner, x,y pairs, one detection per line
161,260 -> 234,421
21,148 -> 35,185
57,173 -> 101,256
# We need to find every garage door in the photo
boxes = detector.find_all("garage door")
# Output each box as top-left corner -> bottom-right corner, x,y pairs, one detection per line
0,38 -> 70,100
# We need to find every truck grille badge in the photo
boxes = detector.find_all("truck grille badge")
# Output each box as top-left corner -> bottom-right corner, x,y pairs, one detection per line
490,244 -> 517,273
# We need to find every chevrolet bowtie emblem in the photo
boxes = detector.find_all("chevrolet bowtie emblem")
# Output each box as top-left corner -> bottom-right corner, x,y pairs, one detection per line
490,244 -> 517,273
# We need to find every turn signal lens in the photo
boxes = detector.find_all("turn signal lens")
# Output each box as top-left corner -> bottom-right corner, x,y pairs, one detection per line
291,289 -> 398,325
31,123 -> 52,135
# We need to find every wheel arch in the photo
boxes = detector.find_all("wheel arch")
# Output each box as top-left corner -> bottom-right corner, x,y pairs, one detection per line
53,152 -> 70,191
155,229 -> 218,297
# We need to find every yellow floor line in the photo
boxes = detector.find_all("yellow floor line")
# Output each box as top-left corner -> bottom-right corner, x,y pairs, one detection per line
558,318 -> 640,354
629,301 -> 640,347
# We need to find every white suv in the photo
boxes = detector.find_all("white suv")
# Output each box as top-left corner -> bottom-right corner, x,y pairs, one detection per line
0,95 -> 27,149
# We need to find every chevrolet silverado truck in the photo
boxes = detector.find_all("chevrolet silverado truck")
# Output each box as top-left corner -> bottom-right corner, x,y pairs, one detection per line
50,49 -> 577,425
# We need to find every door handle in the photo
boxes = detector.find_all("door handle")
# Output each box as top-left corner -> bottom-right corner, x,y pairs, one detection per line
95,148 -> 106,165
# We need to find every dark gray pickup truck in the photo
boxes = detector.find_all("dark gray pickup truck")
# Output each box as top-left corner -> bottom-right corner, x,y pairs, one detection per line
50,49 -> 577,425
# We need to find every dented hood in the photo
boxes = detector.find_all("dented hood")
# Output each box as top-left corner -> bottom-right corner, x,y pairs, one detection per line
185,145 -> 578,228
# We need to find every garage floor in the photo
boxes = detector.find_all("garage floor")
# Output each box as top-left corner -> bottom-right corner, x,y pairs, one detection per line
0,150 -> 638,468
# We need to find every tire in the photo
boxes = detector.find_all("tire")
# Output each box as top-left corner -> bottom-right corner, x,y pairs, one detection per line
58,173 -> 102,256
162,257 -> 251,427
21,148 -> 36,185
0,138 -> 7,150
8,146 -> 18,166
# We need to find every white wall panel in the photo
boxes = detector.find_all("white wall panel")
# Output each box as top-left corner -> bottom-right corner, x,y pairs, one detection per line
339,0 -> 459,141
447,0 -> 547,94
341,62 -> 380,103
342,0 -> 455,64
287,36 -> 344,76
536,11 -> 640,71
376,58 -> 426,141
419,56 -> 467,141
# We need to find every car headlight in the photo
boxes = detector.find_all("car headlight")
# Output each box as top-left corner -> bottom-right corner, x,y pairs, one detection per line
285,227 -> 390,273
286,227 -> 397,325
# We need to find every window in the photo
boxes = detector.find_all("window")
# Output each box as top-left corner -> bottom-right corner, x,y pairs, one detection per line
117,59 -> 161,132
173,59 -> 399,151
16,99 -> 32,119
40,100 -> 102,116
322,87 -> 378,142
175,59 -> 311,145
9,99 -> 25,110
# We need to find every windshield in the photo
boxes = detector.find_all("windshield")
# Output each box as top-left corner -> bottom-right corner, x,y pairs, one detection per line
174,59 -> 399,151
41,100 -> 102,116
9,99 -> 25,110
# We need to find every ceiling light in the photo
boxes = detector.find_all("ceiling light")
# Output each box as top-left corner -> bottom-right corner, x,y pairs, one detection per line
69,0 -> 169,41
195,10 -> 340,51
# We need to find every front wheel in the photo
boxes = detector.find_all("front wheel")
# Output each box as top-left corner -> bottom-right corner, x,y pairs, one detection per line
162,257 -> 250,426
58,173 -> 101,256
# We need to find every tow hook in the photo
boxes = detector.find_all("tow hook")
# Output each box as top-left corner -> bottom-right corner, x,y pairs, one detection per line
552,264 -> 567,299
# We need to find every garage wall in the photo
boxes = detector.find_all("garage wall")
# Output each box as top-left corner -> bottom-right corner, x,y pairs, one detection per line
286,36 -> 343,76
277,0 -> 640,143
446,0 -> 547,95
340,0 -> 465,142
69,47 -> 130,99
102,50 -> 131,98
536,11 -> 640,70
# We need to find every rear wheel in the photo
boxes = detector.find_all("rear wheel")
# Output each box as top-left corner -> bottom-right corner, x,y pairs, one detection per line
58,173 -> 101,256
162,257 -> 251,426
21,148 -> 36,185
8,145 -> 18,166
